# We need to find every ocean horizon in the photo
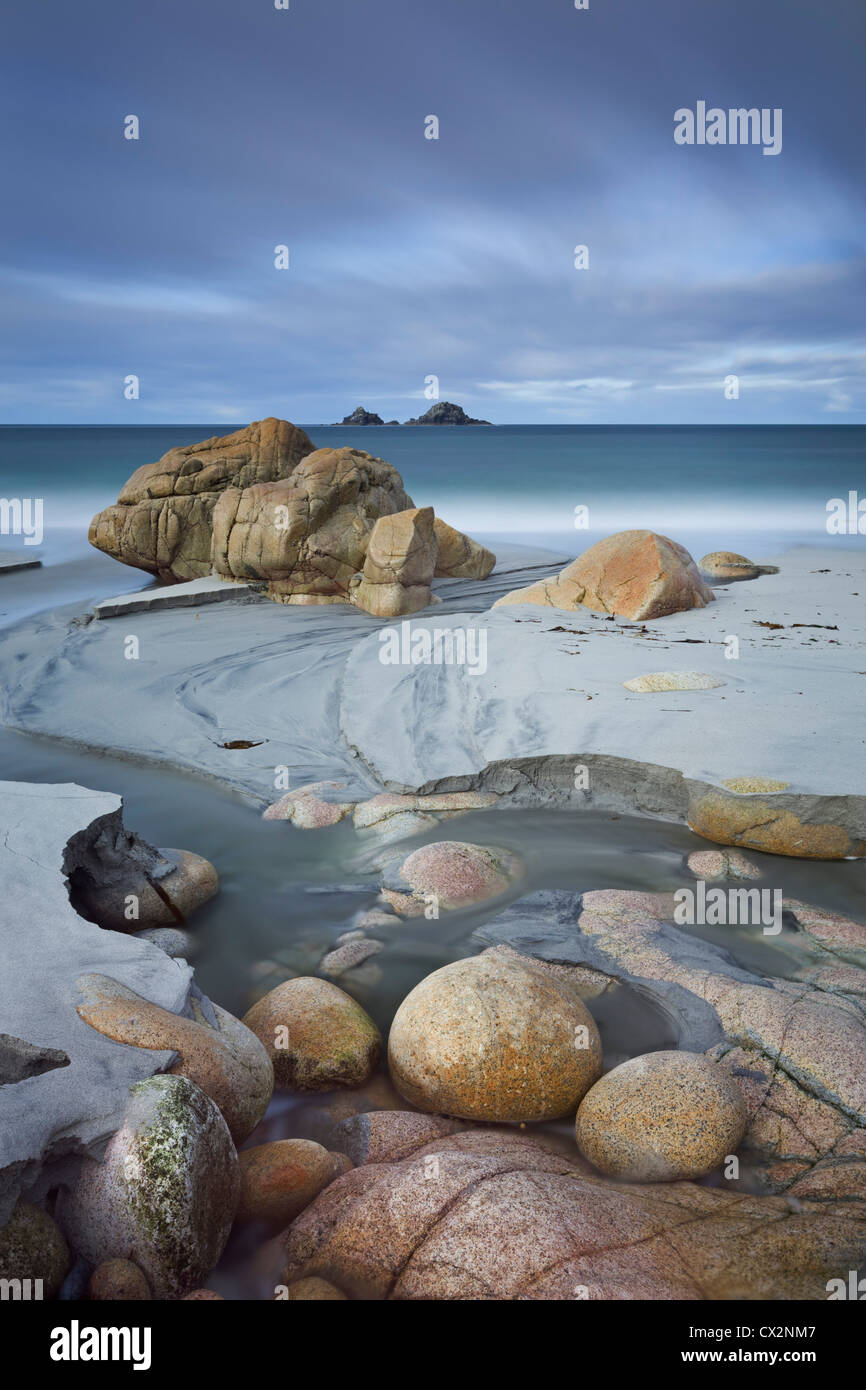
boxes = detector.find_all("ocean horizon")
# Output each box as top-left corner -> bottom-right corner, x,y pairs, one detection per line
2,423 -> 863,568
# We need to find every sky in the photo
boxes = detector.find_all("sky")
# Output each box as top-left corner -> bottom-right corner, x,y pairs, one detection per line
1,0 -> 864,425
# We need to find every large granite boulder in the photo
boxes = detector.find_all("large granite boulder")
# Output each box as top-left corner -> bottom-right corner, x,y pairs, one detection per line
89,419 -> 495,616
211,446 -> 414,602
494,530 -> 714,620
349,507 -> 438,617
242,977 -> 382,1092
89,418 -> 317,581
575,1050 -> 748,1181
388,952 -> 602,1122
432,518 -> 495,579
280,1127 -> 866,1299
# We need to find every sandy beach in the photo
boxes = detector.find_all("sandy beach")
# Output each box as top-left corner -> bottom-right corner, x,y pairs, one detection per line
2,542 -> 863,843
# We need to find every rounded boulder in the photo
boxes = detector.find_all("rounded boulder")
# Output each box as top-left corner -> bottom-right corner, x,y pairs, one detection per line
388,952 -> 602,1122
575,1050 -> 747,1181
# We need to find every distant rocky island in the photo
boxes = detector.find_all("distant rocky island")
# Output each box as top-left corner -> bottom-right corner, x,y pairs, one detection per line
333,407 -> 396,427
332,402 -> 492,426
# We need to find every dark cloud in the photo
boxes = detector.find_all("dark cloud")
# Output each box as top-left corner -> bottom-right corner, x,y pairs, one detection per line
1,0 -> 863,422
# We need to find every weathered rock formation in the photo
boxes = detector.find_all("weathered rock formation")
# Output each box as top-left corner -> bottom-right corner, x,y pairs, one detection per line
494,530 -> 714,620
89,418 -> 495,615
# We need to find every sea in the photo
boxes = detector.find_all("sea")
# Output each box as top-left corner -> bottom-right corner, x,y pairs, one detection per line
0,423 -> 864,575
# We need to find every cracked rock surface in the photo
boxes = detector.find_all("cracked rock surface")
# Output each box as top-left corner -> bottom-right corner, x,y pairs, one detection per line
89,417 -> 494,616
281,1127 -> 866,1300
494,530 -> 714,620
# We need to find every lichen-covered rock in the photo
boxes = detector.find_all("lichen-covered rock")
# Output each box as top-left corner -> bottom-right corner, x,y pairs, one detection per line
242,977 -> 382,1092
494,531 -> 714,621
388,952 -> 602,1122
575,1051 -> 748,1181
88,1258 -> 151,1300
281,1128 -> 866,1300
623,672 -> 724,693
349,507 -> 438,617
237,1140 -> 350,1226
57,1075 -> 240,1299
700,551 -> 779,583
262,781 -> 355,828
0,1201 -> 69,1299
76,975 -> 273,1143
688,787 -> 865,859
721,776 -> 790,794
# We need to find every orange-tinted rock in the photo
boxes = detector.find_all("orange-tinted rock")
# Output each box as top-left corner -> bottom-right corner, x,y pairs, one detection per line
241,977 -> 382,1092
237,1140 -> 349,1226
76,974 -> 273,1142
688,789 -> 866,859
494,530 -> 714,621
575,1051 -> 747,1181
90,419 -> 317,581
388,952 -> 602,1122
350,507 -> 437,617
432,518 -> 495,579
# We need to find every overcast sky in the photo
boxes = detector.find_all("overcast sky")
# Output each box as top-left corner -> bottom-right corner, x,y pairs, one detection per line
1,0 -> 863,424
